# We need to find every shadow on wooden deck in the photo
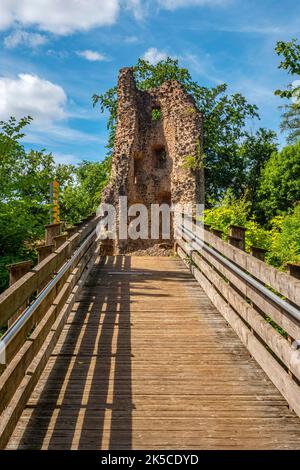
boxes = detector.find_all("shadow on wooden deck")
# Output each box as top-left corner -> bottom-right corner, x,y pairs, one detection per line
18,256 -> 133,449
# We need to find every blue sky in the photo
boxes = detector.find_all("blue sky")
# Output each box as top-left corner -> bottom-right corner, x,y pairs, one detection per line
0,0 -> 299,165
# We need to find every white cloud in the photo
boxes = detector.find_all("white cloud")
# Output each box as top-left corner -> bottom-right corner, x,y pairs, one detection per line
77,50 -> 107,62
124,35 -> 139,44
157,0 -> 230,9
52,152 -> 79,165
24,125 -> 101,146
0,73 -> 66,123
231,78 -> 276,106
4,29 -> 47,48
124,0 -> 144,20
51,152 -> 86,165
143,47 -> 169,65
0,0 -> 120,35
182,52 -> 222,84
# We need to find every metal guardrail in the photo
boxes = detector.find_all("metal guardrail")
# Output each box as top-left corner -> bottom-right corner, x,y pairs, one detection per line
0,228 -> 97,365
180,223 -> 300,322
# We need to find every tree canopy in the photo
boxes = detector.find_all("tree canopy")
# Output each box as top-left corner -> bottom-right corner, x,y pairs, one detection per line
256,142 -> 300,222
0,117 -> 111,292
275,38 -> 300,143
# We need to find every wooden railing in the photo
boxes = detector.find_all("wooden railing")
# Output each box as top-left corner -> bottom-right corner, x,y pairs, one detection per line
0,214 -> 101,448
175,218 -> 300,418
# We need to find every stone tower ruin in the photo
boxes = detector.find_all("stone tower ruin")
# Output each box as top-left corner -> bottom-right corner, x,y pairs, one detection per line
102,67 -> 204,253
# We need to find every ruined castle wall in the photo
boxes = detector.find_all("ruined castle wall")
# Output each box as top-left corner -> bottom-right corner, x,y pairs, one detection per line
102,67 -> 204,253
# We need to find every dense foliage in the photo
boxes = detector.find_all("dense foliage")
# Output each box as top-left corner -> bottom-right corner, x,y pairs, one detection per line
60,158 -> 111,225
204,193 -> 300,268
256,142 -> 300,222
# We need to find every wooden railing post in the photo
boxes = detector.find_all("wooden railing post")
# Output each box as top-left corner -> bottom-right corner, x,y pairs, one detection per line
54,234 -> 68,250
37,245 -> 55,292
37,245 -> 54,263
45,223 -> 62,245
250,246 -> 267,262
229,225 -> 246,251
228,236 -> 244,250
212,229 -> 223,238
286,263 -> 300,280
66,226 -> 77,238
99,230 -> 114,256
7,260 -> 33,327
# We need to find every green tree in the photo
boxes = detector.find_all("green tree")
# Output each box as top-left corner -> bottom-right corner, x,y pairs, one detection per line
256,142 -> 300,222
275,39 -> 300,98
237,128 -> 278,211
275,39 -> 300,143
93,57 -> 259,202
0,116 -> 110,293
0,117 -> 57,251
60,157 -> 111,224
0,118 -> 81,291
203,193 -> 300,268
0,117 -> 56,291
278,103 -> 300,144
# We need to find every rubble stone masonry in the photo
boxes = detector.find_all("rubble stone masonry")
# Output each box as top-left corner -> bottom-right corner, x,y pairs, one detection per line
102,67 -> 204,253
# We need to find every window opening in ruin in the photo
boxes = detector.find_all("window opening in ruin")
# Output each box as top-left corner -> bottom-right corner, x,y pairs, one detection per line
153,146 -> 167,169
151,107 -> 161,122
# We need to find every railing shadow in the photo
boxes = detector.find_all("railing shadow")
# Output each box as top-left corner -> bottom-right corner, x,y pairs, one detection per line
17,255 -> 132,449
15,255 -> 194,449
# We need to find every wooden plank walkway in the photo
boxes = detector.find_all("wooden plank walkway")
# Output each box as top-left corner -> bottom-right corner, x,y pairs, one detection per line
7,255 -> 300,449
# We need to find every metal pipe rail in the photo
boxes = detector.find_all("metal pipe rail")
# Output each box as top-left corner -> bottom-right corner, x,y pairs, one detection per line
0,228 -> 97,365
180,223 -> 300,322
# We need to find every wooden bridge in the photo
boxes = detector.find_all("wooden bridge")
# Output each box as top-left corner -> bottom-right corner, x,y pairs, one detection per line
0,214 -> 300,450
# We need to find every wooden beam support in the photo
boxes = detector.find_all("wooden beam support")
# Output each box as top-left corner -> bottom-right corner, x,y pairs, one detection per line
211,229 -> 223,238
228,235 -> 244,250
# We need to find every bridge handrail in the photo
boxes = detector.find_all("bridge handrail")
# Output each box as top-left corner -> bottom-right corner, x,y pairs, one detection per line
187,216 -> 300,306
0,229 -> 96,362
0,214 -> 101,329
176,219 -> 300,419
0,215 -> 101,448
206,228 -> 299,305
182,224 -> 300,321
